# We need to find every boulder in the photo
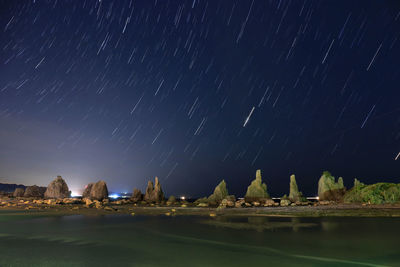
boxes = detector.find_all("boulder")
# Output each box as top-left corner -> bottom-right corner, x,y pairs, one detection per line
263,199 -> 275,207
63,198 -> 80,204
235,199 -> 245,208
13,188 -> 25,197
318,171 -> 346,201
82,183 -> 94,199
90,181 -> 109,201
244,170 -> 269,202
23,185 -> 46,198
84,198 -> 93,206
208,180 -> 229,204
194,197 -> 208,205
33,199 -> 44,204
166,195 -> 176,205
94,200 -> 103,209
220,196 -> 235,208
144,177 -> 164,203
224,195 -> 236,206
44,199 -> 56,205
288,175 -> 306,202
280,198 -> 291,206
44,176 -> 71,199
131,188 -> 143,202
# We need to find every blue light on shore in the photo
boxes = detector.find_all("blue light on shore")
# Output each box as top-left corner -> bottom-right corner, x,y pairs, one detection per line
109,194 -> 120,199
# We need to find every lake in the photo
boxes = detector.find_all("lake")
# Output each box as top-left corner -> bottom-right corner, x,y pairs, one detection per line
0,212 -> 399,266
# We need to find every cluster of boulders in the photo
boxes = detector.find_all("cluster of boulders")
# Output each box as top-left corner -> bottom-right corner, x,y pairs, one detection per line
192,170 -> 309,208
130,177 -> 165,204
3,176 -> 113,210
14,185 -> 47,198
9,176 -> 110,202
144,177 -> 164,203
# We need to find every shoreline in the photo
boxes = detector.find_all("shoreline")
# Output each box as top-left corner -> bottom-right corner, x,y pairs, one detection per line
2,201 -> 400,218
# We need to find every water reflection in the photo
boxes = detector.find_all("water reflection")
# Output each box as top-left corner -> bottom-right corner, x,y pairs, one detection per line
0,215 -> 399,266
201,216 -> 318,232
321,219 -> 339,232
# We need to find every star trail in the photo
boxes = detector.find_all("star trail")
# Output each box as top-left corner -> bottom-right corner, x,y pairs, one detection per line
0,0 -> 399,197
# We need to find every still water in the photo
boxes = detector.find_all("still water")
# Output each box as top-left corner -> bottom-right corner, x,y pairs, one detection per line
0,212 -> 399,266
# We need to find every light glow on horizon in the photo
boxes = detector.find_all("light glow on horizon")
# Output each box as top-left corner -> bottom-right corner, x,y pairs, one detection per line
71,191 -> 81,197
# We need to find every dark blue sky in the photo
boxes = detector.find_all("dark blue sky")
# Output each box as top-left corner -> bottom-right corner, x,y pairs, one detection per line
0,0 -> 399,197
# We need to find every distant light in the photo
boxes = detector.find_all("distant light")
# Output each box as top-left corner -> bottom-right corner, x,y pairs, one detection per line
109,194 -> 120,199
180,196 -> 185,200
316,196 -> 320,200
71,191 -> 81,197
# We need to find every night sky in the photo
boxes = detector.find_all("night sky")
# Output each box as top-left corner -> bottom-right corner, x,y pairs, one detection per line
0,0 -> 399,197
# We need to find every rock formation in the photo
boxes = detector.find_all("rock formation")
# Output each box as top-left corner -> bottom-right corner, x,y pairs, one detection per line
44,176 -> 71,199
13,188 -> 25,197
166,195 -> 176,205
23,185 -> 46,198
82,183 -> 94,198
318,171 -> 346,201
90,181 -> 109,201
288,174 -> 306,202
208,180 -> 228,204
245,169 -> 269,202
208,180 -> 229,204
144,177 -> 164,203
131,188 -> 143,202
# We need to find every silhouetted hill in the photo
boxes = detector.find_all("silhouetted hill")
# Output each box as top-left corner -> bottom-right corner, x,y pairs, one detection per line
0,183 -> 26,193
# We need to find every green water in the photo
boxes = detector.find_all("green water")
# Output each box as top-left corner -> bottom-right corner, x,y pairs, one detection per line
0,212 -> 399,266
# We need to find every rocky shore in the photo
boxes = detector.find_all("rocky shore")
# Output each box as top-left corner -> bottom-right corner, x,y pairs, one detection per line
1,196 -> 400,218
1,170 -> 399,218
